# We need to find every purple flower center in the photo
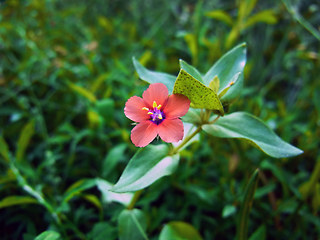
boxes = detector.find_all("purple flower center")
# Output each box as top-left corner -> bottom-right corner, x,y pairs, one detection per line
142,101 -> 165,125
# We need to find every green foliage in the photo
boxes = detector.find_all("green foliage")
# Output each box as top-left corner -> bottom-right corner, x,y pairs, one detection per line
236,169 -> 259,240
113,145 -> 179,192
159,221 -> 203,240
118,209 -> 148,240
173,69 -> 224,114
0,0 -> 318,239
35,231 -> 61,240
203,112 -> 303,158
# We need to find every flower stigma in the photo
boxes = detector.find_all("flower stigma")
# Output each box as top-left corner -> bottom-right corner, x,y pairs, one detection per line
142,101 -> 165,125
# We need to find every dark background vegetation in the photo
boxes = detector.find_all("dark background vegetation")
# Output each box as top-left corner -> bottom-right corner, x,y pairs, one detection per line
0,0 -> 319,239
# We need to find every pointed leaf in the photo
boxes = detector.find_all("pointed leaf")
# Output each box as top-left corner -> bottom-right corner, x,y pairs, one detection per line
16,120 -> 35,163
218,72 -> 241,98
159,221 -> 202,240
68,82 -> 97,103
0,195 -> 38,209
112,144 -> 179,193
102,144 -> 127,178
203,43 -> 246,102
205,10 -> 233,26
63,179 -> 97,202
173,69 -> 224,115
209,75 -> 220,93
203,112 -> 303,158
96,179 -> 133,206
0,135 -> 10,163
249,225 -> 266,240
179,59 -> 203,82
118,209 -> 147,240
244,10 -> 277,29
133,57 -> 176,93
236,169 -> 259,240
88,222 -> 116,240
35,230 -> 61,240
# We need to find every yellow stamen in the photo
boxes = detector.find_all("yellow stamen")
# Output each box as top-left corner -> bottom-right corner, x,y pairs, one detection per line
153,101 -> 157,108
147,112 -> 153,115
158,114 -> 162,119
142,107 -> 149,111
152,101 -> 161,109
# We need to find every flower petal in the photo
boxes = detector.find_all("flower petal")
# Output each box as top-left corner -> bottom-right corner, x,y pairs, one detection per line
131,121 -> 158,147
157,119 -> 184,143
164,94 -> 190,119
124,96 -> 150,122
142,83 -> 169,108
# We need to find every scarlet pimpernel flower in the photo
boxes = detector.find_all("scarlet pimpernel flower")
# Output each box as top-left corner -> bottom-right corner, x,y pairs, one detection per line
124,83 -> 190,147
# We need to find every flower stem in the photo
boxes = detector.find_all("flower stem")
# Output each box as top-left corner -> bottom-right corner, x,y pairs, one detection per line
170,126 -> 202,155
127,189 -> 143,210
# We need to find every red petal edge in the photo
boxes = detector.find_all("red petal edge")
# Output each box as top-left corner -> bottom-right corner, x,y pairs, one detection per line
164,94 -> 190,119
131,121 -> 158,147
142,83 -> 169,108
157,118 -> 184,143
124,96 -> 150,122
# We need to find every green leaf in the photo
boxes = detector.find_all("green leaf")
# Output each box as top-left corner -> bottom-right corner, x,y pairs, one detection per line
96,179 -> 133,206
203,43 -> 246,102
102,144 -> 127,178
88,222 -> 116,240
203,112 -> 303,158
0,135 -> 10,163
181,108 -> 202,125
244,10 -> 277,29
159,221 -> 202,240
35,230 -> 61,240
239,0 -> 258,20
179,59 -> 203,82
299,158 -> 320,199
222,204 -> 237,218
118,208 -> 148,240
0,195 -> 38,209
205,10 -> 233,26
249,225 -> 266,240
173,69 -> 224,115
16,120 -> 35,163
63,179 -> 97,202
112,144 -> 179,193
133,57 -> 176,93
95,98 -> 115,123
218,72 -> 241,98
184,33 -> 198,65
236,169 -> 259,240
209,75 -> 220,93
68,82 -> 97,103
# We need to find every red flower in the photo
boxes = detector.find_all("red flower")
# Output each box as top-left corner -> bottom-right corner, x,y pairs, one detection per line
124,83 -> 191,147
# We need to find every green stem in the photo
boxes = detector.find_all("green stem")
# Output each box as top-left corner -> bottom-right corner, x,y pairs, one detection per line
10,162 -> 61,224
170,126 -> 202,155
127,190 -> 143,210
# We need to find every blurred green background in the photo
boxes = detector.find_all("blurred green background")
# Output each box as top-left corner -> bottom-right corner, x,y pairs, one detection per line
0,0 -> 319,239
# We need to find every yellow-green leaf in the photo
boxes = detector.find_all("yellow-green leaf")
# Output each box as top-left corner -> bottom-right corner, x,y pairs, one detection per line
173,69 -> 224,115
16,120 -> 35,163
0,136 -> 10,163
244,10 -> 277,29
205,10 -> 233,26
68,82 -> 97,103
236,169 -> 259,240
0,195 -> 38,209
209,75 -> 220,93
159,221 -> 203,240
